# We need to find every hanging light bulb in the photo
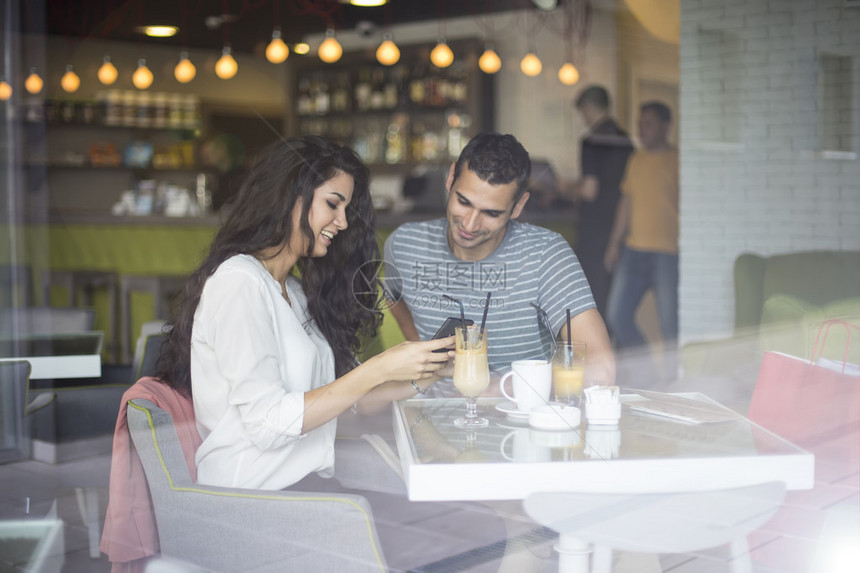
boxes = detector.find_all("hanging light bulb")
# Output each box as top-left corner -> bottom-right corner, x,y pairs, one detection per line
479,45 -> 501,74
97,55 -> 118,85
174,51 -> 197,83
25,68 -> 43,94
376,34 -> 400,66
215,46 -> 238,79
0,79 -> 12,101
141,25 -> 179,38
293,42 -> 310,55
132,58 -> 153,89
61,64 -> 80,93
266,28 -> 289,63
430,38 -> 454,68
318,29 -> 342,63
520,52 -> 543,77
558,62 -> 580,85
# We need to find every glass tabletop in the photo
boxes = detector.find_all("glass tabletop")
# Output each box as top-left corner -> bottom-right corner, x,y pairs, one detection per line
397,393 -> 807,467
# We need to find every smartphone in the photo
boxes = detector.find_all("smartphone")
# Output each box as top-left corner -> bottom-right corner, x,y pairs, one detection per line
431,317 -> 474,352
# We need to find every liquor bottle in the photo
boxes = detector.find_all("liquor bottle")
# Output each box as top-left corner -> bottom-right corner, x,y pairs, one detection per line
370,69 -> 385,110
315,77 -> 330,116
425,69 -> 444,107
354,69 -> 371,112
332,73 -> 350,113
136,91 -> 152,127
384,70 -> 399,110
122,91 -> 137,126
167,93 -> 183,127
351,117 -> 369,161
182,94 -> 200,129
452,67 -> 469,105
153,92 -> 168,128
385,117 -> 405,164
365,119 -> 382,164
409,65 -> 425,105
410,120 -> 425,162
297,77 -> 312,116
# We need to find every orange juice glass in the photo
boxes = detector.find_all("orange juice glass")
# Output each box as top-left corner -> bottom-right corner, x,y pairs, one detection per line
552,341 -> 587,406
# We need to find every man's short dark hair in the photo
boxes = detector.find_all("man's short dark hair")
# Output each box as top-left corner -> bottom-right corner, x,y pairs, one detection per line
452,132 -> 531,203
641,101 -> 672,124
575,85 -> 610,111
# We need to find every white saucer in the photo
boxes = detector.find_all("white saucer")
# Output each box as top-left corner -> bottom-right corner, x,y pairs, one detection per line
495,401 -> 530,421
529,404 -> 581,431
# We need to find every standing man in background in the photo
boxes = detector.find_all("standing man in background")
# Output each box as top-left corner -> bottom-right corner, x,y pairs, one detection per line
565,86 -> 633,322
604,101 -> 679,354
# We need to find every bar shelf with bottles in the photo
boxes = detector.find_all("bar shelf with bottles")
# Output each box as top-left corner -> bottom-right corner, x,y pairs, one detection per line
20,90 -> 202,172
293,39 -> 492,168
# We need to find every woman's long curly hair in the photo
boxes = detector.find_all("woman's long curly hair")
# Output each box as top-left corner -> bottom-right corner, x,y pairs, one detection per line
158,136 -> 382,397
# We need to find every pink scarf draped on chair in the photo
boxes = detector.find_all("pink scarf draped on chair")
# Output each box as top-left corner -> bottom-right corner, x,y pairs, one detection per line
100,377 -> 202,573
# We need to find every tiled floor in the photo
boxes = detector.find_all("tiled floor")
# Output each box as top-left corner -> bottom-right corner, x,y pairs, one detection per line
0,452 -> 112,572
5,449 -> 858,573
0,447 -> 560,573
1,339 -> 856,573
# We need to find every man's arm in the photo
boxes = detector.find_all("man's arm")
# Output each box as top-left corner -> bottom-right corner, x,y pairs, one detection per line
560,176 -> 599,202
604,193 -> 630,272
388,299 -> 419,341
565,136 -> 601,202
560,308 -> 615,385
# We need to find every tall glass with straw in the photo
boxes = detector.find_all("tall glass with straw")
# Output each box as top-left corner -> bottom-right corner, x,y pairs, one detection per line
552,308 -> 587,406
447,293 -> 492,429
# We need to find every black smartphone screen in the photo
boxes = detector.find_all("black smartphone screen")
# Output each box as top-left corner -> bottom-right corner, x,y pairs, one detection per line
431,317 -> 474,352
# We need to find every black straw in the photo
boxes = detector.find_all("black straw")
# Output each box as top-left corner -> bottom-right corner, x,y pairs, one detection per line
566,308 -> 572,347
479,292 -> 491,334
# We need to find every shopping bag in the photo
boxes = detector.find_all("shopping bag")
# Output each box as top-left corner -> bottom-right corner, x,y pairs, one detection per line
748,319 -> 860,484
747,319 -> 860,573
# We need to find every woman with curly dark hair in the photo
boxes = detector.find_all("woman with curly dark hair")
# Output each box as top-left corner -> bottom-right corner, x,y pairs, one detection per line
158,136 -> 452,490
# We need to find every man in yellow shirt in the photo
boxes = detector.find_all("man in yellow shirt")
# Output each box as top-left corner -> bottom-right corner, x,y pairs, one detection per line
604,101 -> 679,350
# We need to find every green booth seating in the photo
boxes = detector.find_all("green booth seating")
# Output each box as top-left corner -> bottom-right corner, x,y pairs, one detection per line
682,250 -> 860,380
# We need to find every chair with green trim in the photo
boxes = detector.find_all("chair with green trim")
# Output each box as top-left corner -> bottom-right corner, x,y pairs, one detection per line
130,321 -> 169,382
126,398 -> 388,573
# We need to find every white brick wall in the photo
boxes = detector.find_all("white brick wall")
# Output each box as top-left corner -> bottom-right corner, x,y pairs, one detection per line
680,0 -> 860,343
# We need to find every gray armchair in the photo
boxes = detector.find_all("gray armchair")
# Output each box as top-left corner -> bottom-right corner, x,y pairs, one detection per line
126,398 -> 388,573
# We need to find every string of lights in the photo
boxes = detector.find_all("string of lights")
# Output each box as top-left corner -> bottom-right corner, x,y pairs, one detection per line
0,0 -> 593,101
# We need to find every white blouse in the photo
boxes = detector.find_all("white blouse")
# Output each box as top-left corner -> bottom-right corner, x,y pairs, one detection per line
191,254 -> 337,490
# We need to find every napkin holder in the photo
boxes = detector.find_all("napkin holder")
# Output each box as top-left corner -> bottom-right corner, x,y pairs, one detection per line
584,385 -> 621,425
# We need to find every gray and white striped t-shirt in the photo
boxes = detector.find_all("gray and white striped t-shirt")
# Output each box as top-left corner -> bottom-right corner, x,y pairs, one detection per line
383,218 -> 595,375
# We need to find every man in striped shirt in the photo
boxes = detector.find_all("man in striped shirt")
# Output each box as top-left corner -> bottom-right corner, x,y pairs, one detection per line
383,132 -> 614,393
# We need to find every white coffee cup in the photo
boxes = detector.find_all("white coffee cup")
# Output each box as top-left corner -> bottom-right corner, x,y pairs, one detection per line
499,359 -> 552,412
500,428 -> 551,463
